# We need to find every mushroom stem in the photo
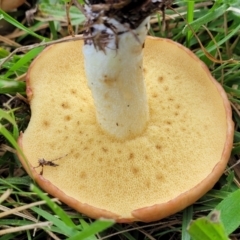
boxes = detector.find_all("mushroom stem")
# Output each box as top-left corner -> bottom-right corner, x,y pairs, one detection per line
83,18 -> 149,139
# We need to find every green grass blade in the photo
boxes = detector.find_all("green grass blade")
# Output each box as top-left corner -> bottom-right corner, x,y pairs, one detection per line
0,109 -> 17,128
0,10 -> 47,41
0,80 -> 26,94
67,219 -> 114,240
224,85 -> 240,97
48,21 -> 58,40
31,206 -> 78,236
79,219 -> 98,240
0,219 -> 33,227
0,233 -> 18,240
9,110 -> 19,140
186,0 -> 195,47
182,205 -> 193,240
182,4 -> 229,35
0,109 -> 19,139
0,48 -> 9,58
39,1 -> 85,26
0,125 -> 30,178
4,47 -> 44,78
196,23 -> 240,58
214,189 -> 240,234
234,131 -> 240,142
232,145 -> 240,155
30,184 -> 77,229
188,211 -> 229,240
4,176 -> 31,186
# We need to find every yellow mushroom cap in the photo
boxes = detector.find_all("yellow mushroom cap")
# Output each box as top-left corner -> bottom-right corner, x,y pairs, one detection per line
18,36 -> 234,222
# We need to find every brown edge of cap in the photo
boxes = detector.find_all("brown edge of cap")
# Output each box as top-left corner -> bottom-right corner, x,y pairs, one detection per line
18,36 -> 234,223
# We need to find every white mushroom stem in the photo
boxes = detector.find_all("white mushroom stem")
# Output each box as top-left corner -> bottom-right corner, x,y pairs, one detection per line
83,18 -> 149,139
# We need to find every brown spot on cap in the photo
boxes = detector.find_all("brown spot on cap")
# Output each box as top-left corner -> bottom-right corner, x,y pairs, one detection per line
64,115 -> 71,121
129,153 -> 134,160
175,104 -> 181,109
163,86 -> 169,91
61,102 -> 70,109
70,89 -> 77,94
165,128 -> 170,133
156,173 -> 164,181
131,166 -> 140,175
181,127 -> 186,132
79,171 -> 87,179
155,145 -> 162,150
158,76 -> 164,83
145,180 -> 151,188
165,120 -> 172,125
42,120 -> 50,127
102,147 -> 108,152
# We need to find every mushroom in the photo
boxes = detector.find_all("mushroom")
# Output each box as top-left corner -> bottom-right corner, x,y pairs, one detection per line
18,1 -> 234,222
0,0 -> 25,11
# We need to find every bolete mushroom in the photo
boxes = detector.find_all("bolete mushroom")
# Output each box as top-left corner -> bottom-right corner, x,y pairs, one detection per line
18,1 -> 234,222
0,0 -> 25,11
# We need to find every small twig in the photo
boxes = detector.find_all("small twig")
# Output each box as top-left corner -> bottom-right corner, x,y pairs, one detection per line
15,73 -> 27,81
0,144 -> 17,154
0,189 -> 12,204
66,0 -> 75,37
0,205 -> 38,222
0,201 -> 61,240
101,220 -> 180,239
231,101 -> 240,118
0,198 -> 59,218
5,23 -> 49,39
0,35 -> 22,48
138,228 -> 156,240
90,0 -> 131,12
34,154 -> 68,175
2,95 -> 16,109
0,221 -> 52,236
225,159 -> 240,172
201,24 -> 224,84
16,93 -> 29,105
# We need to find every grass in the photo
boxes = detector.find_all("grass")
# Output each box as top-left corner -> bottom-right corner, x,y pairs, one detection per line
0,0 -> 240,239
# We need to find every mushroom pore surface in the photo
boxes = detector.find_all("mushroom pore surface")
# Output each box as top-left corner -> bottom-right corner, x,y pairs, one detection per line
19,37 -> 233,222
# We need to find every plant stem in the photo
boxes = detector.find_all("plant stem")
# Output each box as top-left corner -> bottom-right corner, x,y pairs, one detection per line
186,0 -> 195,48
